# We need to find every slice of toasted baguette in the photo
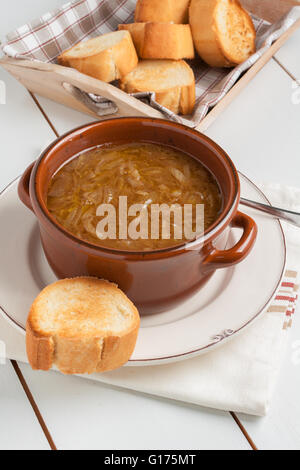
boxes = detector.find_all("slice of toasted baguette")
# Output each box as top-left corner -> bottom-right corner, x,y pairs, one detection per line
118,23 -> 194,60
120,60 -> 195,115
135,0 -> 191,24
58,31 -> 138,82
26,278 -> 140,375
189,0 -> 256,68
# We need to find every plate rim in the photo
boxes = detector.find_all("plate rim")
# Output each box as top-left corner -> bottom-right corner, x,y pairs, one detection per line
0,173 -> 286,365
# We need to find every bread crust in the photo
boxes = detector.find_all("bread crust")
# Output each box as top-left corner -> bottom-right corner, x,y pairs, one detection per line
118,23 -> 195,60
26,320 -> 54,371
57,31 -> 138,83
120,60 -> 195,115
135,0 -> 191,24
189,0 -> 256,68
26,278 -> 140,375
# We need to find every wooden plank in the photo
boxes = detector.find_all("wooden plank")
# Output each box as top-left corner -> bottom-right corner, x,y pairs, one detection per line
30,93 -> 97,136
275,28 -> 300,79
0,362 -> 49,450
236,298 -> 300,450
11,361 -> 57,450
0,67 -> 55,190
0,4 -> 60,450
19,363 -> 251,450
205,59 -> 300,187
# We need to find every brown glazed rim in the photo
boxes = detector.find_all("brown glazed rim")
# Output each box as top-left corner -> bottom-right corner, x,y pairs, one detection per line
32,118 -> 240,256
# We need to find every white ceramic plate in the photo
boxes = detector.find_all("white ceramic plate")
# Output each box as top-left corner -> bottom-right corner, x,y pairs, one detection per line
0,174 -> 286,366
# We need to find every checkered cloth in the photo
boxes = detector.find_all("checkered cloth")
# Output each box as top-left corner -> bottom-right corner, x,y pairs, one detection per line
2,0 -> 300,127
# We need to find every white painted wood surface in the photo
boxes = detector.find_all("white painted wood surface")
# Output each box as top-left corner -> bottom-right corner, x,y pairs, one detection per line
237,311 -> 300,450
19,363 -> 251,450
0,362 -> 49,450
275,27 -> 300,79
35,94 -> 97,135
0,68 -> 55,189
0,0 -> 300,450
206,59 -> 300,188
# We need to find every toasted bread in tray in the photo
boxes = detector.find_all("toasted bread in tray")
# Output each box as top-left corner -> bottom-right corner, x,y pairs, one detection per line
135,0 -> 191,24
58,30 -> 138,82
189,0 -> 256,67
118,23 -> 195,60
120,59 -> 196,115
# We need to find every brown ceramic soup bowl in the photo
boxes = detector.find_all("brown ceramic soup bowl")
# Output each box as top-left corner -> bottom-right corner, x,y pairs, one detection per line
18,118 -> 257,315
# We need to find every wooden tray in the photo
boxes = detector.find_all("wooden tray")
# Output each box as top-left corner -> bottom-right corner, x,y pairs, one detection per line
1,0 -> 299,133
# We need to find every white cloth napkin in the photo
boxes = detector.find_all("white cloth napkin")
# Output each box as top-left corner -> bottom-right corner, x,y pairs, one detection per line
1,184 -> 299,416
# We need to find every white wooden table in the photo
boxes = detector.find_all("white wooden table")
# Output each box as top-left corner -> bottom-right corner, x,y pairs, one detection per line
1,0 -> 300,451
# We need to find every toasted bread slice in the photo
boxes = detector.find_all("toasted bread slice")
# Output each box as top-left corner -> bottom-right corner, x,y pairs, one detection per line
58,31 -> 138,82
120,60 -> 195,115
135,0 -> 191,24
189,0 -> 256,67
26,278 -> 140,375
118,23 -> 194,60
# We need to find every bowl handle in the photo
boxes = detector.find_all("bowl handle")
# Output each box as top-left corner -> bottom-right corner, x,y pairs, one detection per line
18,162 -> 35,212
204,211 -> 257,269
